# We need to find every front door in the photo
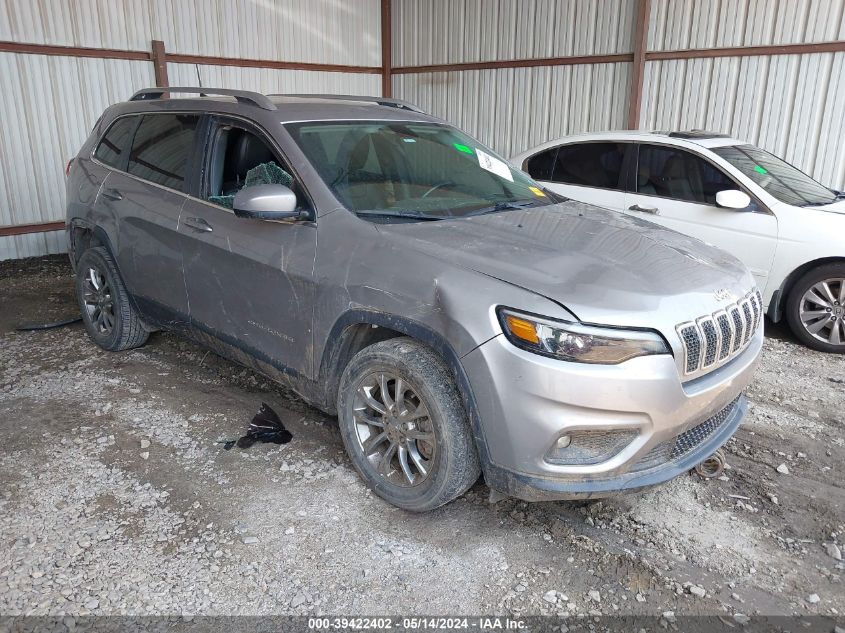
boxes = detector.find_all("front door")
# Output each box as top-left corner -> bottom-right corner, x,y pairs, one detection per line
178,117 -> 318,379
624,144 -> 779,293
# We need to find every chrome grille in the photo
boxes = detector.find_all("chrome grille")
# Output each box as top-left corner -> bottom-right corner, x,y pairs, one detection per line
741,299 -> 753,345
698,317 -> 718,368
730,306 -> 744,352
677,290 -> 761,376
679,324 -> 702,374
750,291 -> 762,335
715,311 -> 732,360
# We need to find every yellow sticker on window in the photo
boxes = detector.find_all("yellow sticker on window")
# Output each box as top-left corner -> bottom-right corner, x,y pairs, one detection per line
529,186 -> 547,197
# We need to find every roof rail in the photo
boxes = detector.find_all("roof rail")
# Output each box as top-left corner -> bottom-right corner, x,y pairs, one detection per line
271,93 -> 425,113
129,87 -> 277,111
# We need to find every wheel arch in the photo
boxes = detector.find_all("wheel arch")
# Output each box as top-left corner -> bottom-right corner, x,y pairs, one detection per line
68,221 -> 146,321
769,256 -> 845,322
68,219 -> 107,268
318,309 -> 493,475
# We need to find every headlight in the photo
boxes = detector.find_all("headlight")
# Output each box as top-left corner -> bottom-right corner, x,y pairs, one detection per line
497,307 -> 670,364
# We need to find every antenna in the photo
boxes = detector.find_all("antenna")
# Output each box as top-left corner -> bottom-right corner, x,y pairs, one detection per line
195,64 -> 204,94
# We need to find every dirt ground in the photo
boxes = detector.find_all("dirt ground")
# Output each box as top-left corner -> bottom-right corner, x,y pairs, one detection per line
0,255 -> 842,621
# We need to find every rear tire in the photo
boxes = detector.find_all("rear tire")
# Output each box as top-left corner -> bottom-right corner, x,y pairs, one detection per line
785,263 -> 845,353
336,337 -> 480,512
75,246 -> 149,351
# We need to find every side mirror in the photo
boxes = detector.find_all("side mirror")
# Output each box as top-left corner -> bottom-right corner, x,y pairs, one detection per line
233,184 -> 302,220
715,189 -> 751,210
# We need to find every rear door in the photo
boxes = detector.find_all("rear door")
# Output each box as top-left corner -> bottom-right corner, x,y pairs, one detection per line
177,116 -> 318,378
93,112 -> 201,324
624,143 -> 778,291
524,142 -> 631,212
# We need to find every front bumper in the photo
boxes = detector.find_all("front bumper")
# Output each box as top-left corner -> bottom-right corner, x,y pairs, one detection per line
462,325 -> 762,501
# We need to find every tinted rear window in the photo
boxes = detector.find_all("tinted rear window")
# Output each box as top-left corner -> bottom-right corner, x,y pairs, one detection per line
524,147 -> 558,180
128,114 -> 200,191
552,143 -> 627,190
94,117 -> 137,169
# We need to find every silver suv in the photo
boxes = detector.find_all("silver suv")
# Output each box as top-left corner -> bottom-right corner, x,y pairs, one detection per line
66,88 -> 763,511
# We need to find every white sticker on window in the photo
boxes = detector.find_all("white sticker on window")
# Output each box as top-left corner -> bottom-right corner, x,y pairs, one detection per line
476,148 -> 514,182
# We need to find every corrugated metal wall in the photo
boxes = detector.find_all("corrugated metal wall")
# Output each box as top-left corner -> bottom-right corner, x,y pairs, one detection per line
391,0 -> 636,158
394,64 -> 631,159
0,0 -> 380,65
647,0 -> 845,49
167,64 -> 380,96
392,0 -> 636,65
0,54 -> 155,260
0,0 -> 380,260
391,0 -> 845,192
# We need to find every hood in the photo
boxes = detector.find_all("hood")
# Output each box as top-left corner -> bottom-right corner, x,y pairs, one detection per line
375,201 -> 755,330
812,198 -> 845,214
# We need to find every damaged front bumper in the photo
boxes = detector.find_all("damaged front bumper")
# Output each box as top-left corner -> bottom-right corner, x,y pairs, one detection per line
462,327 -> 762,501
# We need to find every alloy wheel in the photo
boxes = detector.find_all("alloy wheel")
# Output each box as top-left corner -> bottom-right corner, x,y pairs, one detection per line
352,372 -> 436,487
799,278 -> 845,346
82,266 -> 115,335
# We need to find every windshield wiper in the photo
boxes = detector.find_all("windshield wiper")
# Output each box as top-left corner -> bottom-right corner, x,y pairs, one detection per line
802,197 -> 841,207
465,200 -> 540,217
355,209 -> 446,221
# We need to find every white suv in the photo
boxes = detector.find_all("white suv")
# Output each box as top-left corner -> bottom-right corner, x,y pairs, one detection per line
514,131 -> 845,353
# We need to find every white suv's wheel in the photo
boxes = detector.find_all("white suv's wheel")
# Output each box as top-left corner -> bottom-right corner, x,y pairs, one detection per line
336,337 -> 480,511
786,263 -> 845,353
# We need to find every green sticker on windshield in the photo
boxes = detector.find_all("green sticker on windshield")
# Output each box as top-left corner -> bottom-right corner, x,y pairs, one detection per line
454,143 -> 473,154
754,165 -> 768,175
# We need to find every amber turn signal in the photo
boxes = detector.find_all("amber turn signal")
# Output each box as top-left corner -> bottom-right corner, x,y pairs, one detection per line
505,314 -> 540,344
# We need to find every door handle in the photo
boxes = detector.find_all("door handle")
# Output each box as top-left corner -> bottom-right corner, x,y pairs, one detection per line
183,217 -> 213,232
628,204 -> 659,215
101,188 -> 123,201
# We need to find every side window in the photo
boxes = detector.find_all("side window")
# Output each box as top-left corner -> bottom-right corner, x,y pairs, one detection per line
524,147 -> 558,180
551,143 -> 627,190
205,123 -> 304,211
128,114 -> 200,191
94,117 -> 137,170
637,144 -> 735,204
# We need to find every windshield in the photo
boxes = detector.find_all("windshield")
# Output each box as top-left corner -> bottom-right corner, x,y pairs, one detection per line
286,121 -> 554,218
712,144 -> 837,207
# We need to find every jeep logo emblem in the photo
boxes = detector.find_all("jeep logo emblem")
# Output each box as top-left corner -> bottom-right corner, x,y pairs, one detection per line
713,288 -> 736,302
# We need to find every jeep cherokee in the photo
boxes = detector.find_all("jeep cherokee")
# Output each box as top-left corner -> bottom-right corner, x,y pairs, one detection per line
66,88 -> 763,511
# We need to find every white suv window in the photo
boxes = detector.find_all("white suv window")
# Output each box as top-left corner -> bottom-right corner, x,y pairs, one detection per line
551,142 -> 627,191
637,145 -> 735,205
523,147 -> 557,180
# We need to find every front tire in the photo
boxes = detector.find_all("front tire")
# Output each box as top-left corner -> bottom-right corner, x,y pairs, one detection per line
75,246 -> 149,351
336,337 -> 480,511
785,263 -> 845,353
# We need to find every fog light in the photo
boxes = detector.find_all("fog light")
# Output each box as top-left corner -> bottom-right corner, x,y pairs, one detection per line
556,435 -> 571,449
545,430 -> 638,466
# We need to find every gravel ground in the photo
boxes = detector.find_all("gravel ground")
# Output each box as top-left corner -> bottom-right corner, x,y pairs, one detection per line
0,255 -> 842,620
